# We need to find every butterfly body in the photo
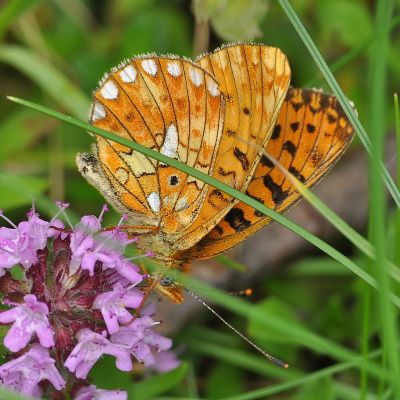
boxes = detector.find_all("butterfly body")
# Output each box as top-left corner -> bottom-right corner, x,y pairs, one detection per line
77,44 -> 354,303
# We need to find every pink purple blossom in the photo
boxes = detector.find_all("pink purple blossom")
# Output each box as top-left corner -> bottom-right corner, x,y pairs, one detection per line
0,344 -> 65,396
0,294 -> 54,352
94,283 -> 144,334
74,385 -> 127,400
64,329 -> 133,379
0,205 -> 179,398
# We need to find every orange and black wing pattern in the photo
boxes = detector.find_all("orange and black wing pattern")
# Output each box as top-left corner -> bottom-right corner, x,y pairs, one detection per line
179,87 -> 355,260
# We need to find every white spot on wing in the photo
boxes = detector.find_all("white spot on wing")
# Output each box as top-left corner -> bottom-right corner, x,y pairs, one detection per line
147,192 -> 160,213
167,62 -> 181,77
119,65 -> 137,83
175,196 -> 189,211
91,101 -> 106,122
142,59 -> 158,76
160,124 -> 178,158
100,80 -> 119,100
189,68 -> 203,87
207,80 -> 220,97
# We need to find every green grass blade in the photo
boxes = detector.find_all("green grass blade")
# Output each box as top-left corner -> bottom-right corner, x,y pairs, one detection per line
214,254 -> 247,272
395,93 -> 400,266
0,0 -> 43,41
8,96 -> 400,308
178,270 -> 399,385
184,335 -> 297,379
223,349 -> 385,400
368,0 -> 400,395
269,157 -> 400,282
277,0 -> 400,209
305,14 -> 400,88
0,46 -> 89,119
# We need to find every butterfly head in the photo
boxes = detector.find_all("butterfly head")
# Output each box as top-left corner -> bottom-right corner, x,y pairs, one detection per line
144,273 -> 185,304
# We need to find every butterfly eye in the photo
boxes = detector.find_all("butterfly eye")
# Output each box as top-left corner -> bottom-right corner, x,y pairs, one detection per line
168,175 -> 179,186
160,276 -> 173,286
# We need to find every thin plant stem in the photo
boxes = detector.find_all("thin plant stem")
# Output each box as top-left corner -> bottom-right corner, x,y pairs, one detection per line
368,0 -> 400,397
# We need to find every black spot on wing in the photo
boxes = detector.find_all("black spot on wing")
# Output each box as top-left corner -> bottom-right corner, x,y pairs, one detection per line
259,155 -> 274,168
306,123 -> 316,133
271,124 -> 281,140
215,224 -> 224,235
291,102 -> 303,112
289,166 -> 306,182
283,140 -> 297,156
327,113 -> 337,124
245,191 -> 266,217
290,122 -> 299,132
169,175 -> 179,186
233,147 -> 250,171
224,207 -> 251,232
263,175 -> 289,206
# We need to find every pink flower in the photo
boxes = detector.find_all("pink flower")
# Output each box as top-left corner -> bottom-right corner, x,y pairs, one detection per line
64,329 -> 132,379
0,204 -> 179,397
69,213 -> 138,278
0,344 -> 65,395
111,315 -> 179,370
152,350 -> 181,372
0,294 -> 54,352
0,211 -> 51,273
94,283 -> 143,334
74,385 -> 127,400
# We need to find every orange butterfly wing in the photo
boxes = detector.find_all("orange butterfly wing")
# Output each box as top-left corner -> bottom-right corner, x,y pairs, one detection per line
77,57 -> 226,248
178,88 -> 355,260
176,44 -> 291,249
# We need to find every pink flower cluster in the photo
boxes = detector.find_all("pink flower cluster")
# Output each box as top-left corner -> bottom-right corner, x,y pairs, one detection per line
0,205 -> 179,399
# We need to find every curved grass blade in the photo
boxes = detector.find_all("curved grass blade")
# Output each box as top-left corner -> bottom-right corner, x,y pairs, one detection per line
0,0 -> 43,41
262,150 -> 400,282
368,0 -> 400,394
277,0 -> 400,208
223,346 -> 389,400
8,96 -> 400,308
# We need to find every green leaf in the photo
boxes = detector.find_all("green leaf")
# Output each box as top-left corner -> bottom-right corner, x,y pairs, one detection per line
206,362 -> 244,398
0,173 -> 47,211
0,109 -> 47,161
121,5 -> 192,56
129,363 -> 188,399
317,0 -> 372,47
0,0 -> 43,41
248,298 -> 298,344
194,0 -> 269,41
0,45 -> 89,119
293,377 -> 334,400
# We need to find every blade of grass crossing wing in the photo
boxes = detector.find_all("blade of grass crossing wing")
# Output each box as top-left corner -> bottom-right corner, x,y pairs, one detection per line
8,97 -> 400,309
277,0 -> 400,208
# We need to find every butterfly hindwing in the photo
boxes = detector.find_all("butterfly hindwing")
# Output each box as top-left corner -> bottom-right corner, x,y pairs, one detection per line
179,88 -> 355,260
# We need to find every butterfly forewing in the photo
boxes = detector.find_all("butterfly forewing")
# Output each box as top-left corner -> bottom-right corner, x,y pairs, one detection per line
175,44 -> 291,249
180,88 -> 355,259
78,56 -> 225,236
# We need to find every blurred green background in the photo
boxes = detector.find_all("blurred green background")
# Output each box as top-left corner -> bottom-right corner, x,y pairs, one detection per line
0,0 -> 399,399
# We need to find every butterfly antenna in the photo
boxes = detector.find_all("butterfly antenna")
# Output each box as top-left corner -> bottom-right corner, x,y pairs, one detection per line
185,288 -> 289,368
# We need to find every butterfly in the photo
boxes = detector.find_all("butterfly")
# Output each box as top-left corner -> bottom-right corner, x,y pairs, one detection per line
77,43 -> 354,303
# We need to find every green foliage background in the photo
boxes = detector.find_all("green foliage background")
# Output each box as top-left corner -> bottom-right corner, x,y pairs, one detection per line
0,0 -> 400,399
